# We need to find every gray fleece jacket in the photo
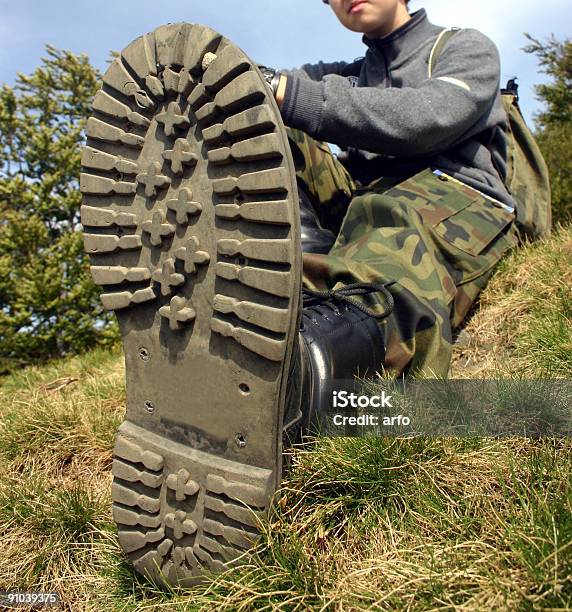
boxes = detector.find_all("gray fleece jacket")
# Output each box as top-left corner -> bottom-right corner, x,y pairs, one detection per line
281,9 -> 515,210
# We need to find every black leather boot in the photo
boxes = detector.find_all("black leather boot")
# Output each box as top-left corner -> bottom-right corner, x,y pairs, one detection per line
298,185 -> 337,254
282,282 -> 395,441
259,64 -> 336,254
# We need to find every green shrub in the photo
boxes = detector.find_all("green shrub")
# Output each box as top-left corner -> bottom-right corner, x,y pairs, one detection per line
0,47 -> 118,374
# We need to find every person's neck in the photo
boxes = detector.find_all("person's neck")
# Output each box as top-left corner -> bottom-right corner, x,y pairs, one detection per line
367,5 -> 411,38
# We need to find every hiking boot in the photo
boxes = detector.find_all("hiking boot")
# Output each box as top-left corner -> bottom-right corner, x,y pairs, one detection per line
80,23 -> 301,587
297,283 -> 394,433
260,66 -> 335,255
298,184 -> 337,254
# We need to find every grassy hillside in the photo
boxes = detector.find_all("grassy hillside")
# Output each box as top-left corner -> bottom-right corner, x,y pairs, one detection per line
451,225 -> 572,378
0,227 -> 571,611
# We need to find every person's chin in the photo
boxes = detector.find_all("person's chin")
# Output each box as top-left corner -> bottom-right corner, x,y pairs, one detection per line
344,18 -> 372,34
341,19 -> 367,34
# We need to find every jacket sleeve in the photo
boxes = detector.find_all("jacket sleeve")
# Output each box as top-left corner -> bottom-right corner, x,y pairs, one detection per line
280,29 -> 502,157
282,58 -> 364,81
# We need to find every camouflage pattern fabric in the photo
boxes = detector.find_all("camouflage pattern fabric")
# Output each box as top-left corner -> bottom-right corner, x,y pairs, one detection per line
288,128 -> 519,378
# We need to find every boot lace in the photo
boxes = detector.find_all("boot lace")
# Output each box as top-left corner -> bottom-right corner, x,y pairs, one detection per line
302,282 -> 395,320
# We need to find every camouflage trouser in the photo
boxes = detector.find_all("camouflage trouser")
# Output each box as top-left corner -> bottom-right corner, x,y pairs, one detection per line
288,128 -> 519,378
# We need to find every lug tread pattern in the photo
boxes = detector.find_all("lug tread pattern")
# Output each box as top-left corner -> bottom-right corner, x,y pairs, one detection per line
112,422 -> 272,586
86,117 -> 145,148
214,199 -> 291,224
213,295 -> 290,334
201,104 -> 276,144
80,206 -> 137,228
92,90 -> 151,127
212,167 -> 289,196
215,262 -> 291,297
83,234 -> 142,254
100,287 -> 156,311
208,133 -> 282,165
82,147 -> 140,175
210,318 -> 286,362
81,21 -> 300,588
217,238 -> 291,263
80,174 -> 137,196
81,22 -> 297,354
90,266 -> 151,285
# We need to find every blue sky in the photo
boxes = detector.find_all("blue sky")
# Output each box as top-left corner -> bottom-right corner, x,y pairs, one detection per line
0,0 -> 570,126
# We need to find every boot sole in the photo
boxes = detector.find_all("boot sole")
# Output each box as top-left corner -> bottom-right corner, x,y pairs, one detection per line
80,23 -> 301,587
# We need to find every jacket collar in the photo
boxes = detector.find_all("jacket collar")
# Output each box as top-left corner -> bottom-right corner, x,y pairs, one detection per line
362,9 -> 439,64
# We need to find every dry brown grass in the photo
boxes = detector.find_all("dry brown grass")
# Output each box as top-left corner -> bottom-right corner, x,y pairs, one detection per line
193,437 -> 572,611
451,225 -> 572,378
0,348 -> 121,610
0,228 -> 571,610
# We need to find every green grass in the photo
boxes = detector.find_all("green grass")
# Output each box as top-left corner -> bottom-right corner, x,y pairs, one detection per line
451,225 -> 572,378
0,345 -> 123,468
0,229 -> 571,610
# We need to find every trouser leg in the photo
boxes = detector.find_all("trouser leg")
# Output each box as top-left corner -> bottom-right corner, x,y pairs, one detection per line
286,127 -> 355,236
286,130 -> 518,377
